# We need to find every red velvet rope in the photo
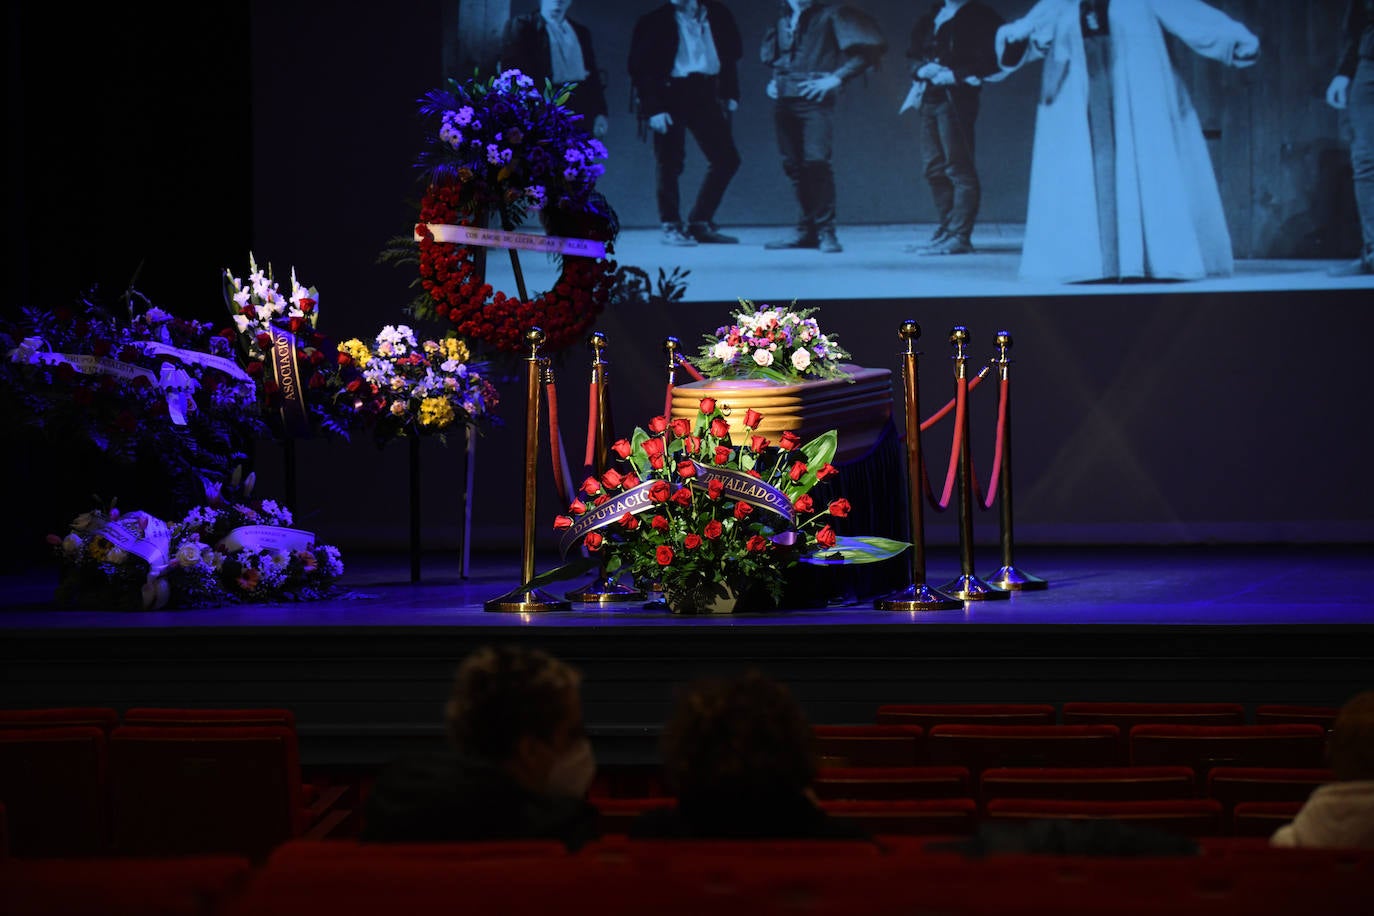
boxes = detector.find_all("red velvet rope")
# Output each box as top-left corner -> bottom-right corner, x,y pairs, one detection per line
584,380 -> 598,472
918,366 -> 990,433
930,375 -> 966,511
977,377 -> 1009,511
545,380 -> 572,505
676,354 -> 706,382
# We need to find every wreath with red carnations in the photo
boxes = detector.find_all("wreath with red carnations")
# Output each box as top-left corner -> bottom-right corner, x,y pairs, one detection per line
413,181 -> 620,356
398,69 -> 624,356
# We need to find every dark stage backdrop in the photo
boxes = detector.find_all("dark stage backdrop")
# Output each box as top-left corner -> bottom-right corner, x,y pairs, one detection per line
6,1 -> 1372,566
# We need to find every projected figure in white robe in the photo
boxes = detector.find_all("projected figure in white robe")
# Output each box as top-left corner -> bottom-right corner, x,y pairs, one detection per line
997,0 -> 1259,284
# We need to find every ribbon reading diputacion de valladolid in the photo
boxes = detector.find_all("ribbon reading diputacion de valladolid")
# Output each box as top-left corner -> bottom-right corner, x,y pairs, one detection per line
558,461 -> 796,558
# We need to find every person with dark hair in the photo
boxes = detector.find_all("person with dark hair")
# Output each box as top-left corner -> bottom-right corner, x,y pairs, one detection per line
501,0 -> 609,138
629,670 -> 869,839
905,0 -> 1006,256
1271,690 -> 1374,849
761,0 -> 887,253
1327,1 -> 1374,276
362,645 -> 599,849
627,0 -> 744,247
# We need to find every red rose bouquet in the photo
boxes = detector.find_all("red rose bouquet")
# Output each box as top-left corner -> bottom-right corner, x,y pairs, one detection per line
551,398 -> 907,613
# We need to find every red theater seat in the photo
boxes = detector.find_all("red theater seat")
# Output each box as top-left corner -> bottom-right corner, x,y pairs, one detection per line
1062,702 -> 1246,744
813,766 -> 971,800
121,707 -> 297,729
817,798 -> 979,836
0,708 -> 119,733
927,724 -> 1125,771
985,798 -> 1225,837
1206,767 -> 1332,819
1231,801 -> 1304,838
979,766 -> 1197,807
1130,725 -> 1328,774
812,724 -> 924,767
0,726 -> 109,857
1253,705 -> 1339,731
267,837 -> 569,865
875,703 -> 1056,728
1,855 -> 253,916
109,725 -> 310,859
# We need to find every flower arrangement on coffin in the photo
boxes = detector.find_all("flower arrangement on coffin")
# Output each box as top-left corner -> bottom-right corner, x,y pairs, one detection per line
384,68 -> 653,357
695,300 -> 854,384
221,253 -> 351,439
1,288 -> 268,518
549,399 -> 908,613
49,474 -> 344,611
333,325 -> 501,447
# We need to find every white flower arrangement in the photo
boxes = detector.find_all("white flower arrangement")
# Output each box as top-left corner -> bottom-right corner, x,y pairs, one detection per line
223,253 -> 320,362
695,300 -> 853,384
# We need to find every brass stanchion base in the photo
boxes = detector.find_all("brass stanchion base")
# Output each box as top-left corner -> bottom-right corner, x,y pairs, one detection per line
565,574 -> 646,603
874,583 -> 965,611
939,574 -> 1011,601
984,565 -> 1049,591
484,586 -> 572,613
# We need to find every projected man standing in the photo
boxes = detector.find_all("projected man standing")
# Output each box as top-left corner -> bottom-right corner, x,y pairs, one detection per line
762,0 -> 886,254
996,0 -> 1259,284
1327,0 -> 1374,276
501,0 -> 609,138
906,0 -> 1006,256
628,0 -> 744,247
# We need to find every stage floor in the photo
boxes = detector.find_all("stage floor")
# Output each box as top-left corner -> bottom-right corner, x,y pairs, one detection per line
4,544 -> 1372,767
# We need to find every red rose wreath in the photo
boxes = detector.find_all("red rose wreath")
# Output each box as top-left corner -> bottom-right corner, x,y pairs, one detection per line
407,69 -> 623,356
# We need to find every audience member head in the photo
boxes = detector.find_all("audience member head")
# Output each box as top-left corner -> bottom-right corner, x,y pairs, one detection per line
445,645 -> 594,798
1328,690 -> 1374,782
660,669 -> 817,800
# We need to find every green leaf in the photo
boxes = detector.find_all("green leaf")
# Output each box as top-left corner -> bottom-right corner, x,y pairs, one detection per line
525,555 -> 598,588
785,429 -> 837,498
627,426 -> 652,477
799,535 -> 910,566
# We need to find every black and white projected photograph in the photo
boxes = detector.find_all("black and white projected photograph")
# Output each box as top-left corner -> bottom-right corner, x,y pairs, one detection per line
447,0 -> 1374,300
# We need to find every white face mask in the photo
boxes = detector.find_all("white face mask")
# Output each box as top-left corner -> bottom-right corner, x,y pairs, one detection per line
545,738 -> 596,799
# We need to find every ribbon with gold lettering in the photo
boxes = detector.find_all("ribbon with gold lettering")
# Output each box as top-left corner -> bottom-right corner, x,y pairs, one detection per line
557,464 -> 797,558
90,511 -> 171,571
267,323 -> 312,439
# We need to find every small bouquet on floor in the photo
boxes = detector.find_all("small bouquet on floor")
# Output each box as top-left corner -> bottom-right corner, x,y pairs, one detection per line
694,300 -> 853,384
547,399 -> 907,613
49,472 -> 345,611
332,325 -> 500,447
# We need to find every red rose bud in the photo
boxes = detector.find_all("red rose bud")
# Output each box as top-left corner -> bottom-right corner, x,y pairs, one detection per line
648,415 -> 669,434
744,408 -> 764,429
816,463 -> 838,481
641,437 -> 665,459
794,494 -> 814,513
682,435 -> 702,455
713,445 -> 732,466
750,435 -> 769,453
246,361 -> 264,376
746,535 -> 769,553
650,454 -> 666,470
733,501 -> 753,520
337,352 -> 352,366
698,397 -> 716,414
611,438 -> 632,459
828,498 -> 852,518
569,499 -> 587,515
618,512 -> 640,531
671,487 -> 694,507
621,473 -> 641,489
256,332 -> 272,349
710,417 -> 730,439
554,515 -> 574,529
648,480 -> 671,503
676,459 -> 698,479
671,417 -> 692,438
815,525 -> 837,548
584,531 -> 604,551
683,534 -> 702,550
656,545 -> 675,566
593,494 -> 610,506
706,478 -> 725,500
651,515 -> 670,531
703,519 -> 723,540
601,468 -> 623,490
581,476 -> 602,496
789,460 -> 807,482
779,431 -> 801,451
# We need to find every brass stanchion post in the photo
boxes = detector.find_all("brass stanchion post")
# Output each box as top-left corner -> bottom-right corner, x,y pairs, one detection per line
663,335 -> 680,420
485,327 -> 571,612
566,332 -> 645,603
875,320 -> 963,611
939,326 -> 1010,602
984,330 -> 1048,591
